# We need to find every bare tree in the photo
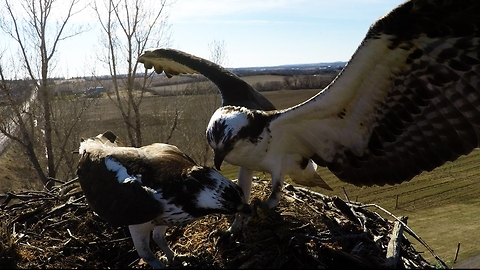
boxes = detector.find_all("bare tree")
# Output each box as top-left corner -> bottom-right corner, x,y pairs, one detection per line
0,0 -> 87,190
92,0 -> 173,147
0,67 -> 43,184
181,40 -> 228,165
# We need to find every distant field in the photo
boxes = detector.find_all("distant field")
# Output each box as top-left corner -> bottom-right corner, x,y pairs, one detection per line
242,75 -> 287,85
147,74 -> 312,95
1,82 -> 479,268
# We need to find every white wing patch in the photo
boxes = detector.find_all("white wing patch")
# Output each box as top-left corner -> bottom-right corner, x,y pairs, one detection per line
195,171 -> 224,209
104,156 -> 142,184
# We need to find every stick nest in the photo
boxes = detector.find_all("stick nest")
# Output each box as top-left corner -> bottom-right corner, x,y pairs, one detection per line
1,178 -> 445,269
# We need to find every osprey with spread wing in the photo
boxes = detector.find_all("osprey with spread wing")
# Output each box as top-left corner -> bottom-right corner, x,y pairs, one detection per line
139,0 -> 480,233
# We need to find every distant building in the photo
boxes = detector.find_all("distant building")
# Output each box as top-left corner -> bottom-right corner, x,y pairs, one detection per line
84,86 -> 105,98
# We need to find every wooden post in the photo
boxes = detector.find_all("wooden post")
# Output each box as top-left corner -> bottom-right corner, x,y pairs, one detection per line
395,194 -> 399,209
454,242 -> 460,263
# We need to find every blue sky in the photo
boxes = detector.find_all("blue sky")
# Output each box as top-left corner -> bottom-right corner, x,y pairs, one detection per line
166,0 -> 405,68
26,0 -> 405,78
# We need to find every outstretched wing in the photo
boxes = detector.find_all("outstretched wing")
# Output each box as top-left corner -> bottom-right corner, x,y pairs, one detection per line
138,48 -> 276,110
272,0 -> 480,186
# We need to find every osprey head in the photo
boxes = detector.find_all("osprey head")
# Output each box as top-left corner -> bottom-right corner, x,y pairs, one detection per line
186,166 -> 252,216
206,106 -> 251,170
206,106 -> 272,170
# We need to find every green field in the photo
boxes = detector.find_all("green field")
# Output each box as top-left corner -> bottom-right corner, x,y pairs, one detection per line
1,85 -> 479,268
216,149 -> 480,268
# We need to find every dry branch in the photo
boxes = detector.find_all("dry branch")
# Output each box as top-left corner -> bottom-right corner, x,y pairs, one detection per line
386,216 -> 408,268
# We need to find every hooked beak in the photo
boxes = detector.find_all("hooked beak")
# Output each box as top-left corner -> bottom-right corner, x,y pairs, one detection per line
214,151 -> 226,170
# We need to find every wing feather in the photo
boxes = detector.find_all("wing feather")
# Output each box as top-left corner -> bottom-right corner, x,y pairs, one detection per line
270,0 -> 480,186
138,48 -> 276,110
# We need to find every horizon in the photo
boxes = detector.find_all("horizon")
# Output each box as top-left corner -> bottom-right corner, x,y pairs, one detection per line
49,61 -> 347,80
1,0 -> 404,79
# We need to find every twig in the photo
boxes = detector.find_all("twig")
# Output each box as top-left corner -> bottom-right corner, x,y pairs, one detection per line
294,186 -> 331,201
305,231 -> 370,243
19,242 -> 44,252
1,191 -> 57,208
342,186 -> 350,202
283,192 -> 321,214
386,216 -> 408,268
88,237 -> 131,245
67,228 -> 79,241
352,202 -> 448,269
43,195 -> 85,217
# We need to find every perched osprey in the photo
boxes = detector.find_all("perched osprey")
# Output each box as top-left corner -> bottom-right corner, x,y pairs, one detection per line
76,131 -> 250,268
139,0 -> 480,234
139,40 -> 334,236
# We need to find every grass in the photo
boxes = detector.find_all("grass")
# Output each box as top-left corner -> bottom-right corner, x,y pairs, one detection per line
319,151 -> 480,267
1,84 -> 479,268
218,151 -> 480,268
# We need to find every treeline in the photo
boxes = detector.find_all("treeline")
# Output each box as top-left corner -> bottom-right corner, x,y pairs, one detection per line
147,67 -> 342,96
145,72 -> 339,97
254,73 -> 338,92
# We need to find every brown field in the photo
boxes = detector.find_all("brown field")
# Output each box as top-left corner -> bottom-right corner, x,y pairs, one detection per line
148,74 -> 290,94
1,77 -> 480,268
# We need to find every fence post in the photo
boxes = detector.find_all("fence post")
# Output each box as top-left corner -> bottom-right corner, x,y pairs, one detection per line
454,242 -> 461,263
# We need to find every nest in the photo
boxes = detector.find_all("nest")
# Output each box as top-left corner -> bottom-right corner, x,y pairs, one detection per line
0,177 -> 446,269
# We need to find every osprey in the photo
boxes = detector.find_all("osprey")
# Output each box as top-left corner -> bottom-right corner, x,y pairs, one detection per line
76,131 -> 250,268
138,39 -> 333,236
139,0 -> 480,235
